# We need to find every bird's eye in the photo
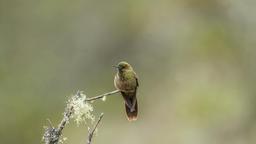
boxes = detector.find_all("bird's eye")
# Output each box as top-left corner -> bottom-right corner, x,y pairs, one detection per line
118,63 -> 128,70
122,64 -> 127,69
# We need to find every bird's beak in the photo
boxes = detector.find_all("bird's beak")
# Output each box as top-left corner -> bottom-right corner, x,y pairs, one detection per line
112,65 -> 118,69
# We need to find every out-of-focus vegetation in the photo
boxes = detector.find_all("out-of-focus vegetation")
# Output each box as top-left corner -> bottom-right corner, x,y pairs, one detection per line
0,0 -> 256,144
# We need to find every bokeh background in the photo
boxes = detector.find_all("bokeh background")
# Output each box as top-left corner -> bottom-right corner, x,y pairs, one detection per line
1,0 -> 256,143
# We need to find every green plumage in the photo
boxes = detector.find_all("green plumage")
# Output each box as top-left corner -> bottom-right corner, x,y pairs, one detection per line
114,61 -> 139,121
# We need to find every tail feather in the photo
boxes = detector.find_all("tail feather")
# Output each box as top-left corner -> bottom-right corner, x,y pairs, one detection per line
121,91 -> 138,121
125,100 -> 138,121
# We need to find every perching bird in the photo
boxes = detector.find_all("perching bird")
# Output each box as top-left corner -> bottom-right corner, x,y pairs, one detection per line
114,61 -> 139,121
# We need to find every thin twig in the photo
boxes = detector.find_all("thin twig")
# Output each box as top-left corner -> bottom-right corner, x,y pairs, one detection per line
87,113 -> 104,144
57,106 -> 74,133
46,119 -> 53,128
43,103 -> 74,144
85,90 -> 120,102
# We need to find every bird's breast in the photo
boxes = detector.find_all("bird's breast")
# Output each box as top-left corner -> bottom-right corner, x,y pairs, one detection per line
114,74 -> 137,93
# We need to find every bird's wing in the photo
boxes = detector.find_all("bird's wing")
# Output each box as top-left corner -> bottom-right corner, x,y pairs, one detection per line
134,72 -> 139,87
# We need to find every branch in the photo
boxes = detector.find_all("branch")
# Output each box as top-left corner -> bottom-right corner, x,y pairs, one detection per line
85,90 -> 120,102
43,91 -> 76,144
87,113 -> 104,144
43,90 -> 120,144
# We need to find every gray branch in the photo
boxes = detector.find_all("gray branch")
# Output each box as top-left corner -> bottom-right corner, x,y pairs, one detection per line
84,90 -> 120,102
87,113 -> 104,144
43,90 -> 120,144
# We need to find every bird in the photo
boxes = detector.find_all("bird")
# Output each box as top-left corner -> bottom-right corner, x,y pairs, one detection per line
113,61 -> 139,121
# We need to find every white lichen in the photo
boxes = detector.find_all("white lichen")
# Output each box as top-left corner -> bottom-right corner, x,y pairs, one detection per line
43,91 -> 107,144
68,91 -> 95,126
101,96 -> 107,101
59,136 -> 67,144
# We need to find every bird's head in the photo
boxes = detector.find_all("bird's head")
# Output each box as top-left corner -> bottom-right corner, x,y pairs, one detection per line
113,61 -> 133,72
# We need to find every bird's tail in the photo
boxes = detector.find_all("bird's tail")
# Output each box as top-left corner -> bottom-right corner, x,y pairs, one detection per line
125,98 -> 138,121
121,91 -> 138,121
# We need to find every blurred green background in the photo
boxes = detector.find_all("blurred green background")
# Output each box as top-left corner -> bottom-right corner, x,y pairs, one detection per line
1,0 -> 256,143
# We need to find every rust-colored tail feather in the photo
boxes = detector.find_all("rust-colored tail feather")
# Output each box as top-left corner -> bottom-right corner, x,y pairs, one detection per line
125,99 -> 138,121
121,91 -> 138,121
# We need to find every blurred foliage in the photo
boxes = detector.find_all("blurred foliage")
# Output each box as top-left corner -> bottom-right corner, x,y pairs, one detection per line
0,0 -> 256,144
